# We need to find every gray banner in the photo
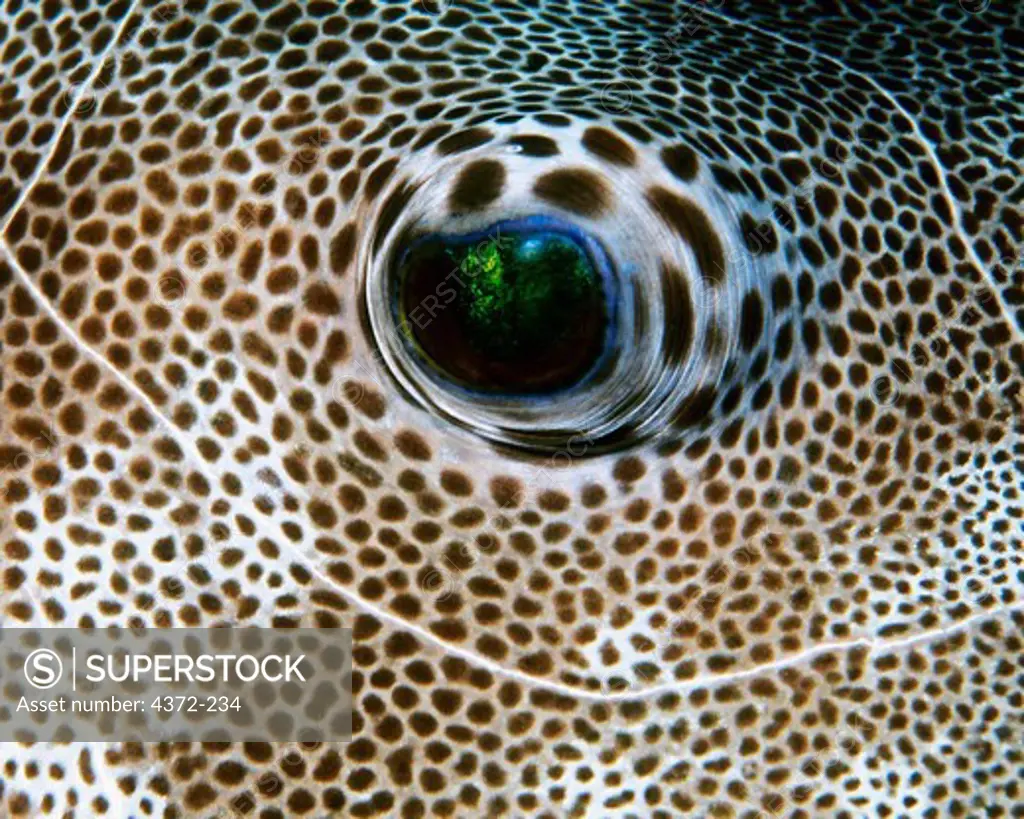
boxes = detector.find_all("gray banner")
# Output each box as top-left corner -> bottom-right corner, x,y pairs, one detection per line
0,628 -> 352,742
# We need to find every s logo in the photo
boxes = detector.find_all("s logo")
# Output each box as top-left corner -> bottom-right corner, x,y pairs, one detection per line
24,649 -> 63,690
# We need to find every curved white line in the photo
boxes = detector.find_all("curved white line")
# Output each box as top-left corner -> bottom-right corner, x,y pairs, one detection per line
1,3 -> 144,236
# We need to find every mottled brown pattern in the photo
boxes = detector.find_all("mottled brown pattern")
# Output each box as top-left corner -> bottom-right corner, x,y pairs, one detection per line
0,0 -> 1021,816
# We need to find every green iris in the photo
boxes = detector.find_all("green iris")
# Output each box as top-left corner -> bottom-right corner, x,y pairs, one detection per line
397,228 -> 608,393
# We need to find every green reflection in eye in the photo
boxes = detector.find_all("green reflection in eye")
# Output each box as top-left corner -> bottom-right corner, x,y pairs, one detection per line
396,226 -> 610,394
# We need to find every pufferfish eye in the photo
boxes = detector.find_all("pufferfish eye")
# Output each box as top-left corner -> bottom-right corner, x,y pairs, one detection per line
364,129 -> 755,455
394,220 -> 616,395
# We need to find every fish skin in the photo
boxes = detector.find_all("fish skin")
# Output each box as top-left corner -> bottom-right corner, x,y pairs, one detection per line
0,1 -> 1021,816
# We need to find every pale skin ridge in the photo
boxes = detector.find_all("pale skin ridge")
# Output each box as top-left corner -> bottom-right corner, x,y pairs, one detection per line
2,1 -> 1020,710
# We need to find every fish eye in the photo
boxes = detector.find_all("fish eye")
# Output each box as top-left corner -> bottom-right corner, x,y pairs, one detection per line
361,151 -> 743,456
393,219 -> 617,396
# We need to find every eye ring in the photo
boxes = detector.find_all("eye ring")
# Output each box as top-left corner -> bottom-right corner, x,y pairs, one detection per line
358,139 -> 765,456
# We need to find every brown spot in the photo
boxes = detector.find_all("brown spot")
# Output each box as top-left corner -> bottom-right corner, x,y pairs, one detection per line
304,283 -> 342,316
299,235 -> 319,272
75,220 -> 108,246
183,783 -> 217,810
339,169 -> 360,202
661,143 -> 700,182
236,242 -> 262,284
145,169 -> 178,204
308,500 -> 338,529
61,250 -> 88,277
509,134 -> 559,157
104,188 -> 138,215
647,186 -> 726,285
739,291 -> 765,352
533,168 -> 611,218
581,484 -> 606,509
581,127 -> 636,167
440,470 -> 473,497
613,456 -> 646,483
352,430 -> 387,462
538,490 -> 570,513
180,153 -> 213,176
31,182 -> 66,208
448,159 -> 506,214
267,265 -> 298,294
436,127 -> 494,156
94,147 -> 132,182
59,403 -> 86,435
490,476 -> 524,508
412,122 -> 453,152
395,430 -> 432,461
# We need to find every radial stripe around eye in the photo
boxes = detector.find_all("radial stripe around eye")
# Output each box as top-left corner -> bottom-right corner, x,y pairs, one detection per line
660,263 -> 694,365
436,126 -> 494,156
508,134 -> 560,157
646,186 -> 727,286
331,222 -> 358,275
372,179 -> 420,255
365,157 -> 400,200
581,126 -> 637,167
670,385 -> 718,429
448,159 -> 507,214
533,168 -> 611,218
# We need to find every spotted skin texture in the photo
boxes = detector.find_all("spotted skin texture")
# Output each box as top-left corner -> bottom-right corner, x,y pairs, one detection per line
1,0 -> 1023,817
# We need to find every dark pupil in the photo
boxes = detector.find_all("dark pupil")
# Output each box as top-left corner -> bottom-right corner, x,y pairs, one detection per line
398,230 -> 608,393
